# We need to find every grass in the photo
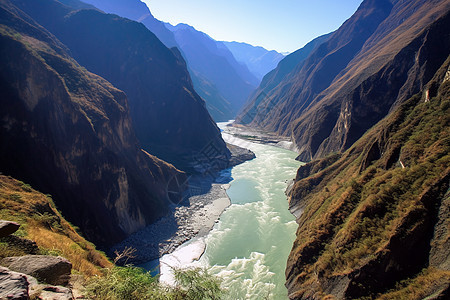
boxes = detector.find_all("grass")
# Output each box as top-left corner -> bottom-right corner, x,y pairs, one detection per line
287,59 -> 450,298
376,268 -> 450,300
0,175 -> 225,298
85,266 -> 223,300
0,175 -> 112,276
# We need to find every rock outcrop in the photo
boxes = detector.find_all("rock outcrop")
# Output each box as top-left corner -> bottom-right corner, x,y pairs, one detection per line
37,286 -> 73,300
0,266 -> 30,299
237,0 -> 450,162
0,0 -> 186,247
13,0 -> 230,174
0,266 -> 75,300
0,220 -> 20,238
285,56 -> 450,299
227,143 -> 256,167
1,256 -> 72,286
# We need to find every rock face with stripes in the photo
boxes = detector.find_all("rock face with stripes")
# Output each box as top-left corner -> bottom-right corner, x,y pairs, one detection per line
13,0 -> 230,175
237,0 -> 450,162
0,0 -> 187,247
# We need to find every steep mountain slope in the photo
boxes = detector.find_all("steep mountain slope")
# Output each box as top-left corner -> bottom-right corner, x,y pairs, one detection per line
223,41 -> 285,81
237,0 -> 450,162
80,0 -> 250,121
237,33 -> 332,125
14,0 -> 230,174
80,0 -> 178,47
0,175 -> 112,275
286,55 -> 450,299
190,70 -> 234,121
167,23 -> 259,117
0,0 -> 186,247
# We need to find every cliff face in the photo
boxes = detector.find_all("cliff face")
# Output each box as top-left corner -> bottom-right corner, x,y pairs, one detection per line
0,0 -> 186,247
236,33 -> 332,125
286,56 -> 450,299
14,0 -> 230,174
77,0 -> 252,122
237,0 -> 450,162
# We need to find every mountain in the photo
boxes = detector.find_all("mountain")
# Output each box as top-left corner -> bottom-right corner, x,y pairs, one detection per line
237,33 -> 332,125
190,70 -> 235,121
222,41 -> 285,81
286,55 -> 450,299
14,0 -> 231,174
80,0 -> 178,47
166,23 -> 259,117
236,0 -> 450,162
79,0 -> 255,122
0,0 -> 187,247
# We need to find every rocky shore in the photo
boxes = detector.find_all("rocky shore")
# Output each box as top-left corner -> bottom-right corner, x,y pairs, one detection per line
110,143 -> 255,265
110,184 -> 231,264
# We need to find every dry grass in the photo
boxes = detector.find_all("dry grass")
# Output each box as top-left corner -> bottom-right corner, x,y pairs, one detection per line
0,175 -> 112,276
288,59 -> 450,298
377,268 -> 450,300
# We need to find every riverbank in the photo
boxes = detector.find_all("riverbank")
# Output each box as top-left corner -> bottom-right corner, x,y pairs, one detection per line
110,143 -> 254,264
167,126 -> 302,298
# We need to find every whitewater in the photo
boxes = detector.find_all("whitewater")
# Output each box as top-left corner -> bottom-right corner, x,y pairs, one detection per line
159,122 -> 302,299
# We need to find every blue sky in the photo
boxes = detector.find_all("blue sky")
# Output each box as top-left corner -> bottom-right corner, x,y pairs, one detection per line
144,0 -> 364,53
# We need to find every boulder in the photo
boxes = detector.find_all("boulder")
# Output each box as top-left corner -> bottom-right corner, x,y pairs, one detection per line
0,266 -> 30,299
0,256 -> 72,286
0,220 -> 20,238
37,286 -> 73,300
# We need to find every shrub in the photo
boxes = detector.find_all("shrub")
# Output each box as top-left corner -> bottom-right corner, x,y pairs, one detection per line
84,266 -> 224,300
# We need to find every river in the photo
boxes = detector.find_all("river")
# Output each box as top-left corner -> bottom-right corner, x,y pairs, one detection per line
158,123 -> 302,299
201,123 -> 302,299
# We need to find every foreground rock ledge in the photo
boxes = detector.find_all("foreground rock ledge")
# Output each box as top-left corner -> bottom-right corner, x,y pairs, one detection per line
1,255 -> 72,286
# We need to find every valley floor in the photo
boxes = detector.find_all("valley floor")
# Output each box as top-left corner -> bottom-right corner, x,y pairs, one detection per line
110,183 -> 232,265
110,141 -> 255,265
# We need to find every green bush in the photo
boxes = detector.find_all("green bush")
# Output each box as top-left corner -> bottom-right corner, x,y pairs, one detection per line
174,268 -> 223,300
85,266 -> 224,300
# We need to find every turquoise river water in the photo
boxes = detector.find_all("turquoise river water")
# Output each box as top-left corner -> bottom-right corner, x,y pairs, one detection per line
199,125 -> 302,299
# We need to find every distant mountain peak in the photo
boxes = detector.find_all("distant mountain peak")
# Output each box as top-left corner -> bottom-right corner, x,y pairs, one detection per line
223,41 -> 286,81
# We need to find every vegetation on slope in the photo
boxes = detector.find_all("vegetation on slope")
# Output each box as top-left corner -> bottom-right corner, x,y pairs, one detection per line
0,174 -> 111,276
286,57 -> 450,299
0,174 -> 224,299
85,266 -> 222,300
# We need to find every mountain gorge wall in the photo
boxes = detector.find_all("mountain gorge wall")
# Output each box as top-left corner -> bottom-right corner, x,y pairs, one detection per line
237,0 -> 450,162
13,0 -> 231,175
0,0 -> 190,248
286,55 -> 450,299
81,0 -> 260,122
167,23 -> 259,119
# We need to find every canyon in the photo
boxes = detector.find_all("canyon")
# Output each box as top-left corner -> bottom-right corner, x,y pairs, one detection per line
0,0 -> 449,299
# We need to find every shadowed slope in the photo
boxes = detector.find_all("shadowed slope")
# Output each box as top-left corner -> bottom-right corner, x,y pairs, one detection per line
0,0 -> 186,247
13,0 -> 231,174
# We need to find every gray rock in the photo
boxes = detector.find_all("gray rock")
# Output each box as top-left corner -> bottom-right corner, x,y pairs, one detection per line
0,220 -> 20,238
0,256 -> 72,286
37,286 -> 73,300
0,266 -> 30,299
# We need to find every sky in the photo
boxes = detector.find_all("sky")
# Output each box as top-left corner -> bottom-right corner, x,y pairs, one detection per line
143,0 -> 364,53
